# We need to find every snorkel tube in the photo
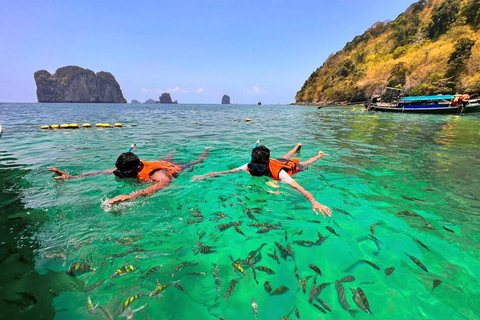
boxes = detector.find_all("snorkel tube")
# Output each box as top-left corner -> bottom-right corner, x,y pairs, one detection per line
127,143 -> 137,153
249,139 -> 261,162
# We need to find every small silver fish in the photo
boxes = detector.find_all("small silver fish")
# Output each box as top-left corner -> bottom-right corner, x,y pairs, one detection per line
251,297 -> 258,320
86,296 -> 98,314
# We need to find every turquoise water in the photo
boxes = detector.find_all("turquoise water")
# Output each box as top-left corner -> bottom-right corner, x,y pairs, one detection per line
1,103 -> 480,320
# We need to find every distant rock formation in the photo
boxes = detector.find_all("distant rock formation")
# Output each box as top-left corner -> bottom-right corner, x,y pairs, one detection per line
221,94 -> 231,104
34,66 -> 127,103
144,99 -> 158,104
131,99 -> 141,104
158,93 -> 178,104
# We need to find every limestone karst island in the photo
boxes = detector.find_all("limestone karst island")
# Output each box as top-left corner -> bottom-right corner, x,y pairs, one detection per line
295,0 -> 480,105
34,66 -> 126,103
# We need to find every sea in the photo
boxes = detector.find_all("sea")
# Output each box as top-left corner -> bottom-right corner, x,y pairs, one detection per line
0,103 -> 479,320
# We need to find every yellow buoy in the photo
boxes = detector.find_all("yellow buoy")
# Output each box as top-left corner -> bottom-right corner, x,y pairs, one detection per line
97,123 -> 111,128
83,123 -> 92,128
41,125 -> 49,129
114,123 -> 122,127
51,125 -> 59,129
246,119 -> 251,122
60,124 -> 69,129
69,124 -> 79,128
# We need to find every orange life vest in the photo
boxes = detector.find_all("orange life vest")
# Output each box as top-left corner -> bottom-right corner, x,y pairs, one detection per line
137,161 -> 182,180
268,158 -> 300,181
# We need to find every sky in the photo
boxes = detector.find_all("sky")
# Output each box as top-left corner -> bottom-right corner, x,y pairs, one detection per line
0,0 -> 417,104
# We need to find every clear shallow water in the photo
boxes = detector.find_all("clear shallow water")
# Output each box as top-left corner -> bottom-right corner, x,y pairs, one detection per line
1,103 -> 480,320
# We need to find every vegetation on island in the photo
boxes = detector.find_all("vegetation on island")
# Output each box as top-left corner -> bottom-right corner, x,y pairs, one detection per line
295,0 -> 480,104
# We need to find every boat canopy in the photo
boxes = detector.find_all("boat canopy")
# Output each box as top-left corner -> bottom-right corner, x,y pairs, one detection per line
400,95 -> 454,101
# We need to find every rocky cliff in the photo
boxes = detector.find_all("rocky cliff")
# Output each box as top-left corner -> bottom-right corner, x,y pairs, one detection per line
158,93 -> 178,104
296,0 -> 480,104
221,94 -> 231,104
34,66 -> 127,103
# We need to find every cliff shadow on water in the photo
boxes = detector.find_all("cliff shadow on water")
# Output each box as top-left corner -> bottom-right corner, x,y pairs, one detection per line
0,152 -> 81,320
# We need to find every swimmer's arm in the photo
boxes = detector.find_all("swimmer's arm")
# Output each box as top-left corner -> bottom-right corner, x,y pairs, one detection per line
48,167 -> 115,180
191,169 -> 240,181
109,170 -> 171,204
287,180 -> 332,218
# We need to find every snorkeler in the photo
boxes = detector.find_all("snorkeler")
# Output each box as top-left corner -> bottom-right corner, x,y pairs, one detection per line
48,148 -> 211,204
192,144 -> 332,218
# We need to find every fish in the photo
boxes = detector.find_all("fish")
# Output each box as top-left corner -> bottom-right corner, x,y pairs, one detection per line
294,240 -> 315,247
172,261 -> 197,277
82,279 -> 106,292
307,220 -> 322,224
187,272 -> 205,276
216,223 -> 234,231
270,286 -> 289,295
312,303 -> 327,314
285,230 -> 288,241
257,226 -> 275,234
252,298 -> 258,320
173,282 -> 185,292
316,298 -> 332,312
149,281 -> 171,297
232,262 -> 246,276
99,305 -> 115,320
334,208 -> 354,218
66,262 -> 95,277
315,282 -> 332,295
401,195 -> 424,201
301,276 -> 312,294
357,287 -> 372,314
363,260 -> 380,270
351,288 -> 372,314
294,307 -> 300,318
115,294 -> 143,316
335,280 -> 358,317
267,249 -> 280,264
234,225 -> 245,236
250,264 -> 259,284
432,279 -> 442,292
274,242 -> 290,260
309,264 -> 322,276
214,212 -> 228,221
415,239 -> 431,252
141,265 -> 162,279
443,226 -> 455,233
86,296 -> 98,314
340,275 -> 355,283
325,226 -> 339,237
255,266 -> 275,274
244,208 -> 259,222
308,277 -> 318,303
123,304 -> 147,320
405,253 -> 428,272
384,267 -> 395,276
370,223 -> 376,234
264,281 -> 272,294
212,264 -> 221,292
111,265 -> 136,278
294,229 -> 303,235
196,245 -> 215,255
225,280 -> 236,300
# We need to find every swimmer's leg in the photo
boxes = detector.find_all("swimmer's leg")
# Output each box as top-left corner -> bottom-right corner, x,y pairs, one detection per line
180,147 -> 212,171
281,144 -> 302,160
158,151 -> 179,162
299,151 -> 326,168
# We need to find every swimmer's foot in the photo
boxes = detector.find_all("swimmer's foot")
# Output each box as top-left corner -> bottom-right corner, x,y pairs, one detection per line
294,143 -> 302,153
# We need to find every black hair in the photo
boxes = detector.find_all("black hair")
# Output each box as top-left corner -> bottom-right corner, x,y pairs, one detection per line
251,145 -> 270,164
115,153 -> 141,172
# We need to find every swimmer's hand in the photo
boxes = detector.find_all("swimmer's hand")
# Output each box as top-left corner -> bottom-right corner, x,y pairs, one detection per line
48,167 -> 73,180
109,195 -> 132,205
318,151 -> 329,159
311,200 -> 332,218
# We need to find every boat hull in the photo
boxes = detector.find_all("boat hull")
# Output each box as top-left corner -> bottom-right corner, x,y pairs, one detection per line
365,103 -> 480,114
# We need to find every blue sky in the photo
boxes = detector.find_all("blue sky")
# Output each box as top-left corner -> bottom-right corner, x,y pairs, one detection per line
0,0 -> 416,104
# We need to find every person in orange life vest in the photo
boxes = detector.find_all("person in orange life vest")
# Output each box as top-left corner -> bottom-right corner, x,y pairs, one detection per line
192,144 -> 332,218
48,148 -> 211,205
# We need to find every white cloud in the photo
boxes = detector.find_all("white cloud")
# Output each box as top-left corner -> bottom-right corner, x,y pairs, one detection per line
246,86 -> 268,95
167,86 -> 187,93
195,88 -> 204,94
